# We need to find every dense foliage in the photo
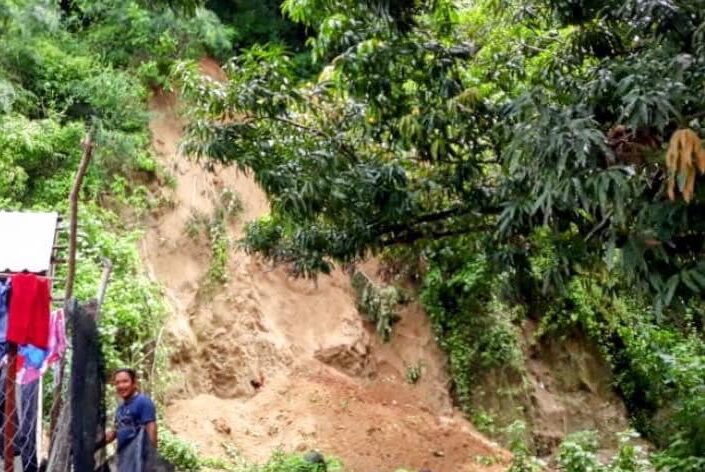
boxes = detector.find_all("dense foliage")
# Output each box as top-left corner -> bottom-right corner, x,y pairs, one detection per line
178,0 -> 705,468
0,0 -> 245,393
206,0 -> 306,48
180,0 -> 705,304
4,0 -> 705,468
420,241 -> 524,409
0,0 -> 180,384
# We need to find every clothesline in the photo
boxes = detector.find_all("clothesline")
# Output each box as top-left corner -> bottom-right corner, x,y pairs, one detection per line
1,276 -> 65,308
1,273 -> 68,308
0,273 -> 60,281
0,272 -> 46,276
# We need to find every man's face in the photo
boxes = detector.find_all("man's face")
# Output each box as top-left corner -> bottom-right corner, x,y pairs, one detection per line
114,372 -> 136,400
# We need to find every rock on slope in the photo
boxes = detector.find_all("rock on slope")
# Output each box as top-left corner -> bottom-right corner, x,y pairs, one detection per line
140,59 -> 509,472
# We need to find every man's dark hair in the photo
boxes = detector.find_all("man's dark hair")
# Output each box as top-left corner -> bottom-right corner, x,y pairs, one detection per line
113,368 -> 137,382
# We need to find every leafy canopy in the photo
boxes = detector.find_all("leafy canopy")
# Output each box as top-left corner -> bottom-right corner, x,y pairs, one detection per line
175,1 -> 705,467
179,0 -> 705,311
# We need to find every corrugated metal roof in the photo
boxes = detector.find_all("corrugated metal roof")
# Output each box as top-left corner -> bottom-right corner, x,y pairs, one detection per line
0,211 -> 60,273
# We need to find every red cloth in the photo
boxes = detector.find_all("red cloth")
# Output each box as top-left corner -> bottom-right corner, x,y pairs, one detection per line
7,273 -> 50,348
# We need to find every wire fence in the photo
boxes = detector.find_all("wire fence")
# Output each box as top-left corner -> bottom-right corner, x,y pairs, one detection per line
45,364 -> 71,472
0,362 -> 42,472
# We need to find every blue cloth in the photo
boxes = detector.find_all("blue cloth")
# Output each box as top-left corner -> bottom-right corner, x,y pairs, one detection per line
115,393 -> 156,452
118,427 -> 147,472
0,279 -> 10,342
18,345 -> 48,369
117,428 -> 174,472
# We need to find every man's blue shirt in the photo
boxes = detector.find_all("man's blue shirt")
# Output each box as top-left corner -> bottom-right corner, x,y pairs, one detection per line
115,393 -> 156,451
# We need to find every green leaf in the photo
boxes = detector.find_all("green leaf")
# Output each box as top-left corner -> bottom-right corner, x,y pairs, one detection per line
664,274 -> 679,306
680,270 -> 700,293
689,268 -> 705,289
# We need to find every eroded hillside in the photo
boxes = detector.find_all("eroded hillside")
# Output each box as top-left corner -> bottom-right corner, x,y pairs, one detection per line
140,60 -> 510,472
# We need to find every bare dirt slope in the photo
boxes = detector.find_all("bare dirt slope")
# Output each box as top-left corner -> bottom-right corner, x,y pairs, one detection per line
141,59 -> 509,472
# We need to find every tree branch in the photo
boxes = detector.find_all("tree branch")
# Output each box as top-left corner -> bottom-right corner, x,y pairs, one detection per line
584,210 -> 613,242
376,203 -> 501,235
375,206 -> 470,234
380,223 -> 494,247
266,116 -> 361,162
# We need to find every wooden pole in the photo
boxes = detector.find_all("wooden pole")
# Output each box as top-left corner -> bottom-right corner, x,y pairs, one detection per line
4,345 -> 17,472
64,132 -> 94,303
48,131 -> 94,452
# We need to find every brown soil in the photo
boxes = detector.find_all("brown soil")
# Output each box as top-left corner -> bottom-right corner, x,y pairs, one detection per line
141,58 -> 510,472
525,330 -> 633,456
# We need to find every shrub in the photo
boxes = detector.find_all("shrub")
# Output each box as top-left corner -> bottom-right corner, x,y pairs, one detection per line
78,1 -> 234,74
259,451 -> 343,472
206,217 -> 230,285
159,431 -> 201,472
505,421 -> 545,472
0,38 -> 96,112
0,114 -> 85,204
539,275 -> 705,467
66,205 -> 169,388
558,430 -> 652,472
421,252 -> 524,409
74,69 -> 148,132
351,270 -> 402,341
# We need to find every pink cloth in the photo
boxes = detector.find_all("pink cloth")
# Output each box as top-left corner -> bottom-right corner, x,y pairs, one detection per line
17,309 -> 66,384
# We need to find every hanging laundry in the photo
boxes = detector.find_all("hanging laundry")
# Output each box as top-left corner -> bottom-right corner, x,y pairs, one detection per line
0,278 -> 10,342
46,308 -> 66,365
17,309 -> 66,385
72,302 -> 106,472
6,273 -> 50,349
18,346 -> 47,370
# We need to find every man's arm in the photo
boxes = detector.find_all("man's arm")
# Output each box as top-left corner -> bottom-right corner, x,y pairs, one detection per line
139,395 -> 158,448
95,430 -> 116,451
145,421 -> 158,448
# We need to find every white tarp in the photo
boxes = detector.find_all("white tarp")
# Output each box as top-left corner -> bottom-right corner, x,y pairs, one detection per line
0,211 -> 59,273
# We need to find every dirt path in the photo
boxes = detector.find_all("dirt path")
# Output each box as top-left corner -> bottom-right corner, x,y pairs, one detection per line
141,59 -> 509,472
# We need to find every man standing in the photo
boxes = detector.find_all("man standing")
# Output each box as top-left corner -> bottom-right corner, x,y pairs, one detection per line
103,368 -> 158,471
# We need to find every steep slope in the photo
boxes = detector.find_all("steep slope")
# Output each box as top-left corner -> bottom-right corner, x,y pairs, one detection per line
140,60 -> 510,472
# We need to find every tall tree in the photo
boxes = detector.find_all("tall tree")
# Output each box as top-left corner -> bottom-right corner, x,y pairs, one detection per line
177,0 -> 705,310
